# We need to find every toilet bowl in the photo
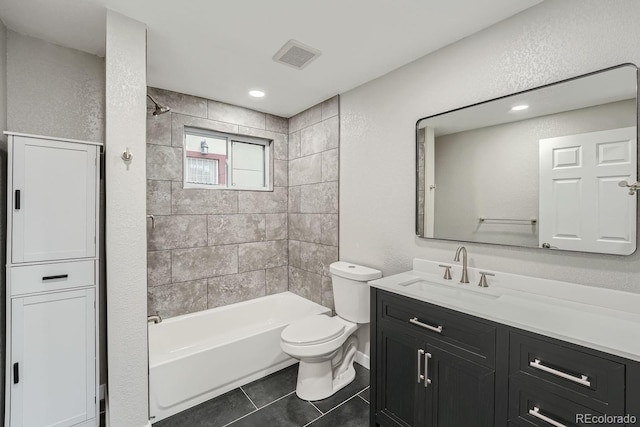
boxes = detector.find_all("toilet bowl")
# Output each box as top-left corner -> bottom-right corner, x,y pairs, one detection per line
280,261 -> 382,401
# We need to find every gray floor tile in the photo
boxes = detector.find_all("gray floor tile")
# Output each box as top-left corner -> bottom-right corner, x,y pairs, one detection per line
312,364 -> 370,412
242,363 -> 299,407
308,396 -> 369,427
358,387 -> 370,403
228,393 -> 319,427
154,388 -> 255,427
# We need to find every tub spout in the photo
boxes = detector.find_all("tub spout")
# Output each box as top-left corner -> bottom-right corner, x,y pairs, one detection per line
148,314 -> 162,324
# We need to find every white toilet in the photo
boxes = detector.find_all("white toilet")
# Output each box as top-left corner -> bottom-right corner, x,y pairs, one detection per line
280,261 -> 382,401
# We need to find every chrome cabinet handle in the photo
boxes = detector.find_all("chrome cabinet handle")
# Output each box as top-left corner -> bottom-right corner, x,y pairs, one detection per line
424,352 -> 432,387
409,317 -> 443,334
417,349 -> 425,383
529,359 -> 591,387
528,407 -> 567,427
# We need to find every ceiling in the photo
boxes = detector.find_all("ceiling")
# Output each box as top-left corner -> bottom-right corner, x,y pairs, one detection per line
0,0 -> 542,117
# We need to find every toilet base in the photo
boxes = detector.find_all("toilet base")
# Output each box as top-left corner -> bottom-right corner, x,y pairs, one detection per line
294,336 -> 358,401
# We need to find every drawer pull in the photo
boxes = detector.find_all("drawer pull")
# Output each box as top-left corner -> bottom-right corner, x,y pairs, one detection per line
529,359 -> 590,387
528,407 -> 567,427
409,317 -> 443,334
424,352 -> 432,388
42,274 -> 69,281
417,349 -> 424,383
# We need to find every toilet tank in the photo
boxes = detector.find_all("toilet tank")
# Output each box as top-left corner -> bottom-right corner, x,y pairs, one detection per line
329,261 -> 382,323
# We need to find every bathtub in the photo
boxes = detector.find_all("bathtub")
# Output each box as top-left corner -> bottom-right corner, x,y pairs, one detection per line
148,291 -> 331,423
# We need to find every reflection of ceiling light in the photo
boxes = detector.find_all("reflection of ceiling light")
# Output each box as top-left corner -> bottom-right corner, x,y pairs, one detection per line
511,104 -> 529,111
249,90 -> 265,98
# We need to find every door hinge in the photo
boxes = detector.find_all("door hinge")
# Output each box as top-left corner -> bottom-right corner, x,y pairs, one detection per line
13,363 -> 19,384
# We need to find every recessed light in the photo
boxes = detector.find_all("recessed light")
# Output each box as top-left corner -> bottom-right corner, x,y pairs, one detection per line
249,90 -> 265,98
511,104 -> 529,111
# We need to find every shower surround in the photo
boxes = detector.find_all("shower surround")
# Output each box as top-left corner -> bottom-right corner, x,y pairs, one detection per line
146,88 -> 339,318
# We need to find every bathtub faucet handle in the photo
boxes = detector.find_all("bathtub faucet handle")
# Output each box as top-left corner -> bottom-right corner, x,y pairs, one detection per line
148,313 -> 162,324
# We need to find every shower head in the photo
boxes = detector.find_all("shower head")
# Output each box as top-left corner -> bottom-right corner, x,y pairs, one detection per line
147,93 -> 171,116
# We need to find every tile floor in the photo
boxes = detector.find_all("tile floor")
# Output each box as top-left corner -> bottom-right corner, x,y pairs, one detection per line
154,363 -> 370,427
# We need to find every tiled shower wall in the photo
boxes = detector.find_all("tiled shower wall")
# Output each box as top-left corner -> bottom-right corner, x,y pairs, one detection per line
288,97 -> 340,311
146,87 -> 290,317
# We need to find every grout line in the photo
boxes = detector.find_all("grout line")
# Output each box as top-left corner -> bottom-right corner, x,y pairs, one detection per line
357,393 -> 369,404
302,393 -> 361,427
221,390 -> 295,427
309,401 -> 323,415
239,386 -> 258,410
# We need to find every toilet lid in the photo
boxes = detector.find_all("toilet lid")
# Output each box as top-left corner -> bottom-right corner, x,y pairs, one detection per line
281,315 -> 346,346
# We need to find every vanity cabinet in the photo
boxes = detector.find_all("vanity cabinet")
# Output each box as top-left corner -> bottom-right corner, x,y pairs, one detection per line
371,288 -> 640,427
5,133 -> 101,427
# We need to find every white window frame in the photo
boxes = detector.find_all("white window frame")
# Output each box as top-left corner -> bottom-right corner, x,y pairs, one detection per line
183,127 -> 272,191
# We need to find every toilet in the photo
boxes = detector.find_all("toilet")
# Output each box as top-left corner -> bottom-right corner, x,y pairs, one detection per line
280,261 -> 382,401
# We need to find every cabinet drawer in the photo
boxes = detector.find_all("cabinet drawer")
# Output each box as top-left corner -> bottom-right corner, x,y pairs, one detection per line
508,377 -> 608,427
378,291 -> 496,365
509,332 -> 624,413
9,261 -> 95,295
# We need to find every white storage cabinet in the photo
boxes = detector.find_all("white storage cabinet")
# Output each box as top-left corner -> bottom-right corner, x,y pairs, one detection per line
5,132 -> 101,427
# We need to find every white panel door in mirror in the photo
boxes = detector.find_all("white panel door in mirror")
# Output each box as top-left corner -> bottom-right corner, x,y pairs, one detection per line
539,127 -> 636,255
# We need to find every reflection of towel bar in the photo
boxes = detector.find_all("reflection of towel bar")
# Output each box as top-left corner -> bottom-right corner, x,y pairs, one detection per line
479,217 -> 537,224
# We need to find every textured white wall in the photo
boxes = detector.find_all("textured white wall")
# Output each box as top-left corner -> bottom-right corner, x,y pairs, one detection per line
105,11 -> 149,427
340,0 -> 640,295
6,30 -> 104,142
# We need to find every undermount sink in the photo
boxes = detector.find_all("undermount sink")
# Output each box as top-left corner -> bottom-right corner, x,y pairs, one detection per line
398,278 -> 500,301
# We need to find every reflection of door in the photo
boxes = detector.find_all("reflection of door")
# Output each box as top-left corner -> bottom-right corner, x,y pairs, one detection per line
539,127 -> 636,255
424,127 -> 435,237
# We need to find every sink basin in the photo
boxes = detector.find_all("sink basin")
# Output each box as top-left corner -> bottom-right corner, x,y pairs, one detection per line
398,278 -> 500,301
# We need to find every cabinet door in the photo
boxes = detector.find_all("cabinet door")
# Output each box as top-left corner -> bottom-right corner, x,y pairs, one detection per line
376,326 -> 424,427
10,289 -> 96,427
11,136 -> 98,263
424,344 -> 495,427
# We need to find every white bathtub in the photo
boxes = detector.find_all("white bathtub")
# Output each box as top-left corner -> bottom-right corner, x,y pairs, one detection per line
148,291 -> 330,423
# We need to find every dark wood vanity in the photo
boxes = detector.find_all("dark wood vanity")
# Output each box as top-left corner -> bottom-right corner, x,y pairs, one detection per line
370,288 -> 640,427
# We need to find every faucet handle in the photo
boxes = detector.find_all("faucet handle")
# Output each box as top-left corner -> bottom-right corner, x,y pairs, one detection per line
438,264 -> 452,280
478,271 -> 495,288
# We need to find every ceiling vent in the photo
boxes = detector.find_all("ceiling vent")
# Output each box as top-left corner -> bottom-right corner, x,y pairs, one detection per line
273,39 -> 322,70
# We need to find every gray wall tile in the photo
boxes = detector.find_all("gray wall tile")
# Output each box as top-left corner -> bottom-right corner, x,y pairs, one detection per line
322,149 -> 339,182
172,182 -> 238,214
320,214 -> 339,246
321,275 -> 335,312
266,266 -> 288,294
208,100 -> 266,129
300,242 -> 339,276
289,104 -> 322,133
238,186 -> 287,213
208,214 -> 265,245
321,96 -> 339,120
289,131 -> 301,160
288,267 -> 321,304
207,270 -> 266,308
300,116 -> 338,157
148,215 -> 208,250
289,153 -> 322,186
300,181 -> 338,214
274,159 -> 288,187
288,186 -> 301,213
238,240 -> 288,272
148,250 -> 171,287
149,87 -> 207,118
147,280 -> 208,318
266,213 -> 287,240
147,144 -> 182,181
266,114 -> 288,134
289,214 -> 322,243
147,180 -> 172,215
289,240 -> 301,269
147,112 -> 171,146
172,113 -> 239,147
172,245 -> 238,282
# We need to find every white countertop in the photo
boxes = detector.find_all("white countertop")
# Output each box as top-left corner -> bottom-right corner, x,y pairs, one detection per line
368,259 -> 640,363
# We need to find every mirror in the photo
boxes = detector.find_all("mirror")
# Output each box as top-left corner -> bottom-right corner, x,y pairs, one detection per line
416,64 -> 638,255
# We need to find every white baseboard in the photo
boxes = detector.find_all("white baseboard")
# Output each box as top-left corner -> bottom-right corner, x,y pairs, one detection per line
354,350 -> 369,369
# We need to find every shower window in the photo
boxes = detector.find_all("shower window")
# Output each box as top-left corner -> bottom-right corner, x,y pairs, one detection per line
183,128 -> 272,191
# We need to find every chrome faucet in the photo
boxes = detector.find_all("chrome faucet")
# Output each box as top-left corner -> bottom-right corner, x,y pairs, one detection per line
148,314 -> 162,324
454,246 -> 470,283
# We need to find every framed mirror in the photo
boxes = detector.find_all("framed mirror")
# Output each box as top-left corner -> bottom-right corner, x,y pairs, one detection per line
416,64 -> 638,255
